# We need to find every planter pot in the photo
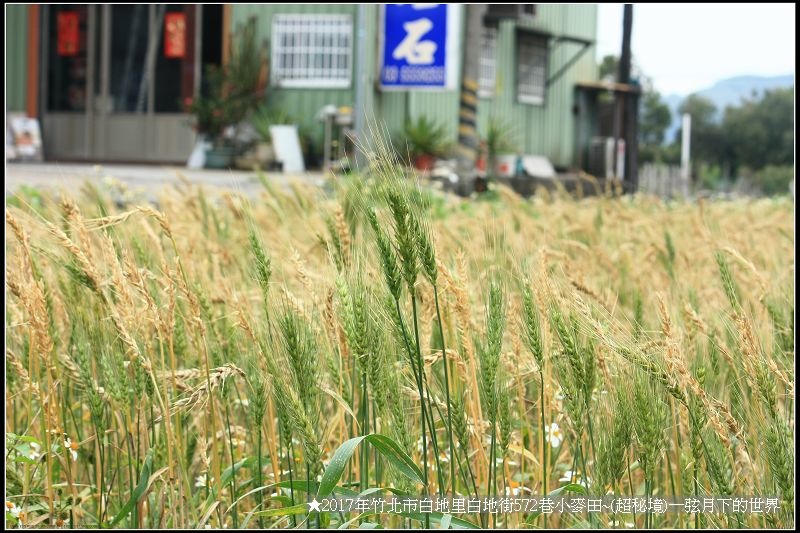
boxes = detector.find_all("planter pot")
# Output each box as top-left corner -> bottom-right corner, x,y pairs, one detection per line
413,153 -> 436,171
255,142 -> 275,165
205,145 -> 235,169
494,154 -> 518,178
187,134 -> 212,169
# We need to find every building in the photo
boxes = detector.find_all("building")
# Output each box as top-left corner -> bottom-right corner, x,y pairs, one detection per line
7,4 -> 603,171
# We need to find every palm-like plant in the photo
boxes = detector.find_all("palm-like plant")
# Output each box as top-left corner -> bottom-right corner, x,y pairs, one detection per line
400,116 -> 449,165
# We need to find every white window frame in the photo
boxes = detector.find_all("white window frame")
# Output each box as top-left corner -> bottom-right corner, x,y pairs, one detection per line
271,14 -> 353,89
516,32 -> 548,105
478,26 -> 498,98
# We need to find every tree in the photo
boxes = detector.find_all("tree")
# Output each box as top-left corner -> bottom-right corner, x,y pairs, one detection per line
599,54 -> 619,80
722,87 -> 793,173
639,91 -> 672,146
675,94 -> 726,176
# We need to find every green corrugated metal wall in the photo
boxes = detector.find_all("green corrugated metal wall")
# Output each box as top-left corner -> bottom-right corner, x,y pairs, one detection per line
232,4 -> 597,167
6,4 -> 29,112
231,4 -> 357,160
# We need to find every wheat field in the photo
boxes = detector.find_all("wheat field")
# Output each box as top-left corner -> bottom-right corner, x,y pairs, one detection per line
4,164 -> 794,529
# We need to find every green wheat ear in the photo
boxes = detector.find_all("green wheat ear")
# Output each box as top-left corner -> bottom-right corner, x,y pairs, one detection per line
409,210 -> 437,285
715,251 -> 741,311
631,371 -> 668,481
521,283 -> 544,368
595,387 -> 632,492
765,418 -> 794,512
247,226 -> 272,306
386,189 -> 419,291
368,208 -> 402,301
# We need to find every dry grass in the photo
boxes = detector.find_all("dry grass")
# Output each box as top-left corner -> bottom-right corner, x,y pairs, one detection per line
5,171 -> 794,529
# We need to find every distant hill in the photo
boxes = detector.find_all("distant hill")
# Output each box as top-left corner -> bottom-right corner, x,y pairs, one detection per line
663,74 -> 794,143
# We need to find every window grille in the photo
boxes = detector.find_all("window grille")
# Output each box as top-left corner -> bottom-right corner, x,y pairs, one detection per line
271,14 -> 352,88
478,26 -> 497,98
517,33 -> 548,105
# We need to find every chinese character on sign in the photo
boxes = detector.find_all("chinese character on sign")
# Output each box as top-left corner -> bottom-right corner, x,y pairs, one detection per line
732,498 -> 748,513
702,498 -> 715,513
419,498 -> 433,514
57,11 -> 80,57
750,497 -> 764,513
587,499 -> 603,513
355,498 -> 371,513
684,497 -> 700,514
388,497 -> 402,514
380,4 -> 456,89
164,12 -> 186,59
765,498 -> 779,513
649,498 -> 668,514
569,498 -> 586,514
612,497 -> 632,514
435,497 -> 449,513
393,18 -> 437,64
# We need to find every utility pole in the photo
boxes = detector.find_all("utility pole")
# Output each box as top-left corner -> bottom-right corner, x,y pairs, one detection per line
680,113 -> 691,196
353,4 -> 367,169
455,4 -> 486,194
618,4 -> 639,193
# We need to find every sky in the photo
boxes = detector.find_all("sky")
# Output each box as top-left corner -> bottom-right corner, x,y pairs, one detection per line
596,3 -> 796,96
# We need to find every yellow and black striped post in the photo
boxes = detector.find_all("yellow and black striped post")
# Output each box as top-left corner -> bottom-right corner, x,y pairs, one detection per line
455,4 -> 487,193
456,78 -> 480,166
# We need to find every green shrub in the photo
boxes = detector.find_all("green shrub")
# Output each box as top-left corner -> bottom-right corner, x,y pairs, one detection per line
750,165 -> 794,196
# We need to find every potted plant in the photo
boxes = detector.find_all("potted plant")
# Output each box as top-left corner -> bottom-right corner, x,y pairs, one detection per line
250,106 -> 294,168
401,116 -> 448,171
485,117 -> 519,179
185,17 -> 267,169
185,66 -> 235,168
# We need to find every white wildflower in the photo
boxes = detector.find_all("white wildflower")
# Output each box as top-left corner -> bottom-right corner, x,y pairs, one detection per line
558,469 -> 591,487
6,502 -> 21,518
545,422 -> 563,448
63,437 -> 78,462
28,442 -> 41,461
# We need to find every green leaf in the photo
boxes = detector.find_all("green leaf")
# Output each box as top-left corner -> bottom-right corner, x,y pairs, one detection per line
440,513 -> 452,529
108,449 -> 154,527
337,512 -> 374,529
204,456 -> 257,507
396,511 -> 479,529
549,483 -> 588,497
276,480 -> 359,497
525,483 -> 587,523
334,510 -> 477,530
254,503 -> 308,518
317,434 -> 423,499
270,495 -> 294,507
221,456 -> 252,486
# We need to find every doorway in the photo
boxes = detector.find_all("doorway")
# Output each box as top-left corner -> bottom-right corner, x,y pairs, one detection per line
41,4 -> 212,163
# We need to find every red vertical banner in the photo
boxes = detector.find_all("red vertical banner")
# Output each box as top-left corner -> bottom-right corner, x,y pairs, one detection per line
164,12 -> 186,59
57,11 -> 79,56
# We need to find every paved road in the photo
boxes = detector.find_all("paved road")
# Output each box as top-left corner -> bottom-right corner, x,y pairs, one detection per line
5,162 -> 328,199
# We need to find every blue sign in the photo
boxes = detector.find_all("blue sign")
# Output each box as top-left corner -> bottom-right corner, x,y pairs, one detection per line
380,4 -> 455,89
